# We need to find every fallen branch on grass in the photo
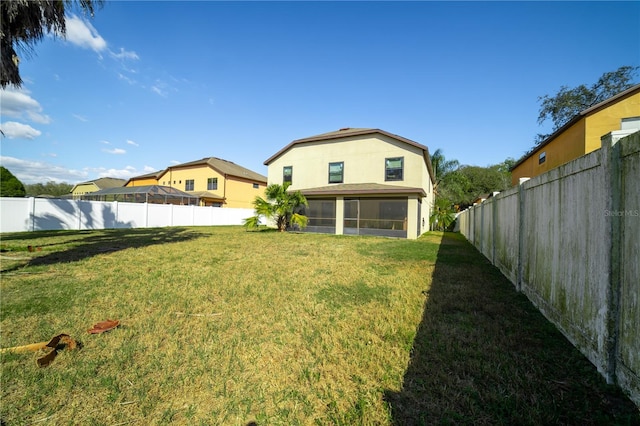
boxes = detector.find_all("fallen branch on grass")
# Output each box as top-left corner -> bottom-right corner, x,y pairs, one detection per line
174,312 -> 223,317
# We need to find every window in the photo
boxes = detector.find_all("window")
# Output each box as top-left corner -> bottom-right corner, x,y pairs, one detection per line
253,183 -> 259,189
207,178 -> 218,190
185,179 -> 194,191
385,157 -> 404,181
328,162 -> 344,184
621,116 -> 640,130
539,152 -> 546,165
283,166 -> 292,184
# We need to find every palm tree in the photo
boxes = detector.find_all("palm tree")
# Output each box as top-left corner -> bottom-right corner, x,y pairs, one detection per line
430,148 -> 460,197
1,0 -> 103,87
243,183 -> 308,232
429,197 -> 456,231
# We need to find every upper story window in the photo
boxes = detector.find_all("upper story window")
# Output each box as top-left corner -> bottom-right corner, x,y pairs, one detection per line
208,178 -> 218,190
185,179 -> 194,191
539,152 -> 546,165
328,162 -> 344,184
385,157 -> 404,181
621,116 -> 640,130
283,166 -> 292,184
253,183 -> 259,189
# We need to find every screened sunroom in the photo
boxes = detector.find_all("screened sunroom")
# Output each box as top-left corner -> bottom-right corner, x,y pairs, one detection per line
81,185 -> 199,205
299,183 -> 427,239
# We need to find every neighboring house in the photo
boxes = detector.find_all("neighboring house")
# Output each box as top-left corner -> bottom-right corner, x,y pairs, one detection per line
125,170 -> 164,187
511,84 -> 640,185
126,157 -> 267,208
264,128 -> 436,239
71,177 -> 127,200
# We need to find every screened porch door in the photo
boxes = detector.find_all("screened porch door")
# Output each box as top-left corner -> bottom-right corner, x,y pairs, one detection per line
343,199 -> 360,235
343,198 -> 408,238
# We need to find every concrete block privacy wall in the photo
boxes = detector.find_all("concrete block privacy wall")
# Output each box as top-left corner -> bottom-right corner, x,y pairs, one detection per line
458,130 -> 640,407
0,198 -> 255,233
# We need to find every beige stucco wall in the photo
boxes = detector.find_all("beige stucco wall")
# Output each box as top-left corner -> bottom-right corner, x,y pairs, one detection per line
267,134 -> 430,191
267,133 -> 434,239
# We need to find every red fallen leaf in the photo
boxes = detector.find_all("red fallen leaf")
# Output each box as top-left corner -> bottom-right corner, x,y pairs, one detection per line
87,319 -> 120,334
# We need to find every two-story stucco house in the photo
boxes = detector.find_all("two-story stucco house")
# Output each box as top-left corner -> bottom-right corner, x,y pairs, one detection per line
71,177 -> 127,200
511,84 -> 640,185
264,128 -> 435,239
126,157 -> 267,208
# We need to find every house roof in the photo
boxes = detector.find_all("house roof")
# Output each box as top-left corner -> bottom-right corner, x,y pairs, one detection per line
190,191 -> 226,202
127,170 -> 165,180
124,170 -> 165,187
511,83 -> 640,171
264,127 -> 435,184
71,177 -> 126,192
300,183 -> 427,197
167,157 -> 267,183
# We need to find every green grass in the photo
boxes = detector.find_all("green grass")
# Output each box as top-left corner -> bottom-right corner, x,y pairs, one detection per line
1,227 -> 638,425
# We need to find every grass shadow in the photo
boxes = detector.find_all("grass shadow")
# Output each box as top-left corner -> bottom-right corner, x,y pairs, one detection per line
0,227 -> 204,274
385,232 -> 640,425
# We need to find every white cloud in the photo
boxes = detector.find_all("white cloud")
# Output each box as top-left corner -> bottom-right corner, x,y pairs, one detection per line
72,113 -> 88,122
151,85 -> 167,97
0,156 -> 88,184
64,15 -> 107,52
89,165 -> 138,180
126,140 -> 139,147
1,157 -> 156,185
0,87 -> 51,124
102,148 -> 126,155
0,121 -> 42,139
111,47 -> 139,61
118,73 -> 136,85
100,140 -> 111,145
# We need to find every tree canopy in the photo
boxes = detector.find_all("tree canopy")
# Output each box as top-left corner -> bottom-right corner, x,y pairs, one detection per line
25,181 -> 73,197
244,183 -> 309,232
0,166 -> 26,197
429,149 -> 514,216
1,0 -> 103,88
535,65 -> 639,144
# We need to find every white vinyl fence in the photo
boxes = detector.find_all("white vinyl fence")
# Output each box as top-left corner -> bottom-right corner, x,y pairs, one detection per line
457,130 -> 640,407
0,198 -> 255,233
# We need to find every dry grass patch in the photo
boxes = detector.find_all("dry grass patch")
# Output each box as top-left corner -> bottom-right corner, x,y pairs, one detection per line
1,227 -> 432,424
1,227 -> 638,425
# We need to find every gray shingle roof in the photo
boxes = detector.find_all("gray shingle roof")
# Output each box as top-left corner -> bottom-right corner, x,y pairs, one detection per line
300,183 -> 426,197
170,157 -> 267,183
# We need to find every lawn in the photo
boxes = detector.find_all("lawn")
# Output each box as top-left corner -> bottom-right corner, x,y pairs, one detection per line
1,227 -> 638,425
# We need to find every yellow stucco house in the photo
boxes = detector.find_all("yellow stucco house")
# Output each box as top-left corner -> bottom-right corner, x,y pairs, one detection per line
511,84 -> 640,185
126,157 -> 267,208
71,177 -> 126,200
264,128 -> 435,239
125,170 -> 164,187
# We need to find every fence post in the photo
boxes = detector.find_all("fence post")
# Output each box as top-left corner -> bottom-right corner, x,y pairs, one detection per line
28,197 -> 36,232
492,196 -> 497,265
602,133 -> 623,385
517,178 -> 529,292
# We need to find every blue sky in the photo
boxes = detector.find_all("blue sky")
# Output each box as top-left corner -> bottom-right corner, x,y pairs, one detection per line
1,1 -> 638,185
